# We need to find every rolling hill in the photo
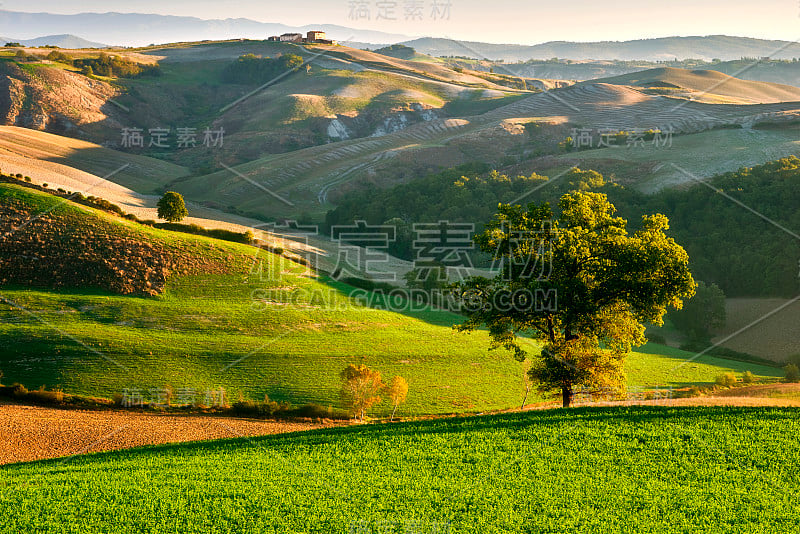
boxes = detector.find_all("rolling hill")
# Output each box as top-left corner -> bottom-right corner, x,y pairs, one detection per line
490,58 -> 800,88
3,39 -> 800,222
540,124 -> 800,193
0,126 -> 190,193
0,182 -> 781,415
171,80 -> 800,218
590,67 -> 800,104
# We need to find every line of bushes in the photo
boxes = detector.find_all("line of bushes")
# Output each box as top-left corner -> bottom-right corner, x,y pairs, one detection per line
130,217 -> 255,245
0,381 -> 349,420
1,173 -> 255,245
0,384 -> 114,409
231,396 -> 349,420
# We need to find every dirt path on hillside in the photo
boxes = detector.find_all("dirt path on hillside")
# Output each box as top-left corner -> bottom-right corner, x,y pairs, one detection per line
0,401 -> 337,465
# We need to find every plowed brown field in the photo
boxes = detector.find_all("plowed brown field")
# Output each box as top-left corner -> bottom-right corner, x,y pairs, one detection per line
0,401 -> 336,465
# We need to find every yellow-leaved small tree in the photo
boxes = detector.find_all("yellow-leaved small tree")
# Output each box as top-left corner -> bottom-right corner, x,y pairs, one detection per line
340,364 -> 384,421
384,376 -> 409,421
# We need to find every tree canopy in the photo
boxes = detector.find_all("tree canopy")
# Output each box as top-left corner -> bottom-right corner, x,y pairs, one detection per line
456,191 -> 696,407
157,192 -> 188,223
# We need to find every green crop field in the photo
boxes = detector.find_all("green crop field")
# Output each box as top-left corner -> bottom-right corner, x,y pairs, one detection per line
0,183 -> 782,415
3,406 -> 800,532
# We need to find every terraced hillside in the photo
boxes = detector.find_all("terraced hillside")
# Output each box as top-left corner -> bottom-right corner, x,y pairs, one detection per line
0,184 -> 781,415
175,81 -> 800,217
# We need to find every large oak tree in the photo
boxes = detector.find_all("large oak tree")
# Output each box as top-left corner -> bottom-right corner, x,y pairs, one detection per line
456,191 -> 696,407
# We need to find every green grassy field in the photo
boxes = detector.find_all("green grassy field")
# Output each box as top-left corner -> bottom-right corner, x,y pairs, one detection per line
2,406 -> 799,532
0,183 -> 783,415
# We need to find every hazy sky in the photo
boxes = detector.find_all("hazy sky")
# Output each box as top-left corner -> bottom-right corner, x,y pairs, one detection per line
2,0 -> 795,43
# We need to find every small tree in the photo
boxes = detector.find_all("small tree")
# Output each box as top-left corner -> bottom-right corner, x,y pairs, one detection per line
741,371 -> 756,385
157,191 -> 188,222
340,364 -> 384,421
384,375 -> 408,421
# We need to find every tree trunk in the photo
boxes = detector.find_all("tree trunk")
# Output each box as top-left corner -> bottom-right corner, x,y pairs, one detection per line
561,385 -> 574,408
390,403 -> 398,422
521,384 -> 530,410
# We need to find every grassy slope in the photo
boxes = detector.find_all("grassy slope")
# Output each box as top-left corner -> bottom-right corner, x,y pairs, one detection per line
0,126 -> 190,194
590,67 -> 800,104
3,406 -> 800,532
0,184 -> 782,415
0,183 -> 531,414
544,125 -> 800,193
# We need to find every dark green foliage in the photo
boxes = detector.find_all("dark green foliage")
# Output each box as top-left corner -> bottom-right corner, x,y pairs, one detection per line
147,221 -> 253,244
784,364 -> 800,383
610,157 -> 800,297
372,44 -> 417,59
403,262 -> 448,292
45,50 -> 71,63
157,191 -> 188,223
331,157 -> 800,297
73,53 -> 161,78
338,277 -> 396,293
232,395 -> 292,417
221,53 -> 304,84
677,341 -> 775,367
326,163 -> 538,259
670,281 -> 726,342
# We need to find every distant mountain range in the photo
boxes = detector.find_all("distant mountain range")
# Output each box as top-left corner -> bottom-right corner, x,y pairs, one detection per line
0,10 -> 412,48
0,34 -> 107,48
393,36 -> 800,62
2,10 -> 799,62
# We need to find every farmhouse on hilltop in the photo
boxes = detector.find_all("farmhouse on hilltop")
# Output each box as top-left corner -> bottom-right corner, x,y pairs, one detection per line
267,31 -> 337,45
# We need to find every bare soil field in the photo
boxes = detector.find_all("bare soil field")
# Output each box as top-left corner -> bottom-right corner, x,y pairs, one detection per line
0,401 -> 336,465
714,298 -> 800,362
